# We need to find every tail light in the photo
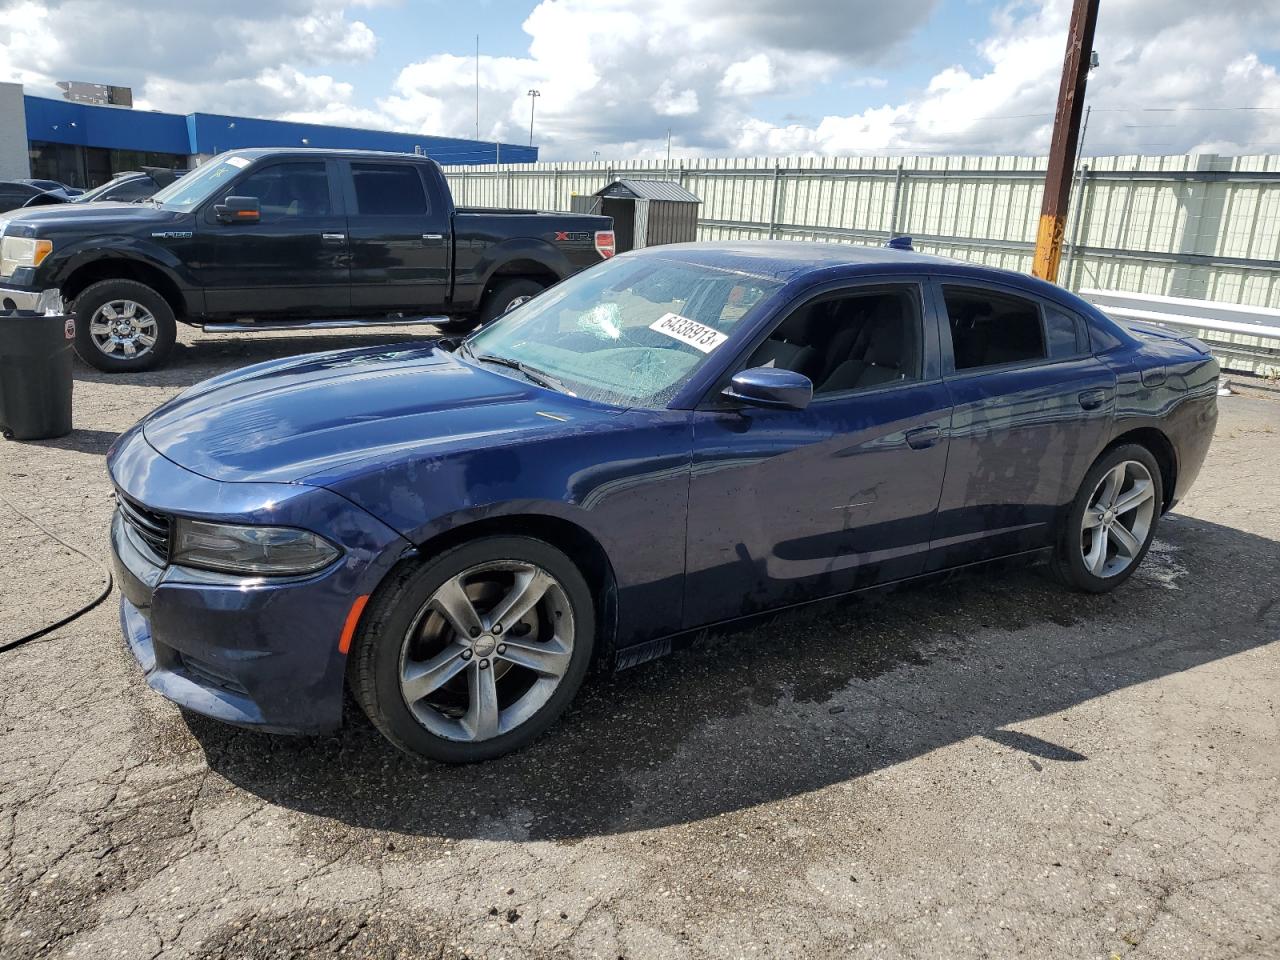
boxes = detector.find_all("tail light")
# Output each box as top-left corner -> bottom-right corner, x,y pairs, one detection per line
594,230 -> 616,259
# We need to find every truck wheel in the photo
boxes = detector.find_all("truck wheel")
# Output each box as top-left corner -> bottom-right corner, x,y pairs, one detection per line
476,278 -> 548,327
72,279 -> 177,373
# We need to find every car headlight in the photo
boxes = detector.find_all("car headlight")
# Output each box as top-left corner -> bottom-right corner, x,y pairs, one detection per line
0,236 -> 53,278
172,518 -> 341,576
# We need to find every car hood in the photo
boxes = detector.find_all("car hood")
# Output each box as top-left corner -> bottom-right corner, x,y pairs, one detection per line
142,343 -> 622,484
1,201 -> 181,229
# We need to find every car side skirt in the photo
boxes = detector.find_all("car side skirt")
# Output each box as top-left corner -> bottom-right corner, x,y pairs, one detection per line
611,546 -> 1055,672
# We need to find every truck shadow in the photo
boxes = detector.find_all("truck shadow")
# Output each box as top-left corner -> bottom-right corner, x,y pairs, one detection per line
70,327 -> 446,388
189,512 -> 1279,842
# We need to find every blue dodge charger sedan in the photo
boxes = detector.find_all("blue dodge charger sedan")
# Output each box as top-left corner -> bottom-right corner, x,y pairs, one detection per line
108,241 -> 1219,762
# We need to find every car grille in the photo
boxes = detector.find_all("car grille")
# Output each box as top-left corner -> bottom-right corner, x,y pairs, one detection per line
117,492 -> 171,562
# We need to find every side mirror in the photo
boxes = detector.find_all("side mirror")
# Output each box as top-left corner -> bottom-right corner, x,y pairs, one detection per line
722,366 -> 813,411
214,196 -> 260,224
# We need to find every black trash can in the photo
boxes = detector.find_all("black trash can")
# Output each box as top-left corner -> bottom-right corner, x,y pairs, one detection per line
0,311 -> 75,441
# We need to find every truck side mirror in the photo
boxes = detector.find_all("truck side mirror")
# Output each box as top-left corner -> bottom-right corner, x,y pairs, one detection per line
215,196 -> 260,224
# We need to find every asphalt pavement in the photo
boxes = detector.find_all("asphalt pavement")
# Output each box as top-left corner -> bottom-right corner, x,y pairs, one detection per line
2,326 -> 1277,959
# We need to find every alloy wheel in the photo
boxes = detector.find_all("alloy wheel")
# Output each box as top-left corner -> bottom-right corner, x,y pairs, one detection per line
398,560 -> 574,742
1080,459 -> 1157,578
88,300 -> 159,359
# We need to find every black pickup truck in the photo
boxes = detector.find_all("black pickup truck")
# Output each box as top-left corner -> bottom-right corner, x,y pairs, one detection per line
0,148 -> 614,371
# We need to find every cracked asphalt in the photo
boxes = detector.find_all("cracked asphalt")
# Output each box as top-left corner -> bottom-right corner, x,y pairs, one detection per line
2,326 -> 1278,960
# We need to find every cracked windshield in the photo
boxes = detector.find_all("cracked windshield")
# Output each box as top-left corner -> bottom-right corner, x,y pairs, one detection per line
463,257 -> 781,408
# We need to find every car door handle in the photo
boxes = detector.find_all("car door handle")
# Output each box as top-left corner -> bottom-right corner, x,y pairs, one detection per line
905,426 -> 942,450
1078,388 -> 1107,410
321,232 -> 346,243
422,233 -> 444,241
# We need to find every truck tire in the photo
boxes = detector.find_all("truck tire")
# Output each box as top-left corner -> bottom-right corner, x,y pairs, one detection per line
72,279 -> 177,373
476,278 -> 548,327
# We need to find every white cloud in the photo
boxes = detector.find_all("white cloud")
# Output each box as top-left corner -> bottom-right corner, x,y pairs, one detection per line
0,0 -> 1277,160
720,55 -> 777,98
735,0 -> 1280,157
0,0 -> 378,120
377,0 -> 914,157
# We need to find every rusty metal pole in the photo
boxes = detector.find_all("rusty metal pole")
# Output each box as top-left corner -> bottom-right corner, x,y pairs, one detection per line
1032,0 -> 1100,283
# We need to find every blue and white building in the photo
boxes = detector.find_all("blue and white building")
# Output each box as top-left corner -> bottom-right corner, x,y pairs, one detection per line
0,82 -> 534,187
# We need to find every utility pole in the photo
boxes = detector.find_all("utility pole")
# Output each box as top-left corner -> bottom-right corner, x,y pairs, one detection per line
527,89 -> 541,147
666,129 -> 672,170
1032,0 -> 1100,283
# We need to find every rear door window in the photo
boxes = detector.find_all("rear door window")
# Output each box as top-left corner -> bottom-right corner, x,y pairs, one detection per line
351,163 -> 429,216
943,286 -> 1046,371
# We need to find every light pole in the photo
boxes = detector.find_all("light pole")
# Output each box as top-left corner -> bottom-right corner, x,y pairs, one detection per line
527,89 -> 541,147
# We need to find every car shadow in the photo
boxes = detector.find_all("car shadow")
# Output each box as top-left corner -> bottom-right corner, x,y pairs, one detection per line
188,512 -> 1279,842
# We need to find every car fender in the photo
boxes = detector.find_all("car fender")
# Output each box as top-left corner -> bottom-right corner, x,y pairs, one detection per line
319,411 -> 695,646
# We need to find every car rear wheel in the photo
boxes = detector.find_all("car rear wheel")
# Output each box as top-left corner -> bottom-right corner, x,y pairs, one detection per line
1052,443 -> 1163,593
349,535 -> 594,763
72,279 -> 176,373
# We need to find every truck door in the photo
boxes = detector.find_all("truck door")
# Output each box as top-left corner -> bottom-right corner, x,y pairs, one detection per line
200,158 -> 351,317
342,160 -> 451,314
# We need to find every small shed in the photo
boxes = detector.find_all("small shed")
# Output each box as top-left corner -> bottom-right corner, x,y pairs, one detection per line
570,179 -> 701,254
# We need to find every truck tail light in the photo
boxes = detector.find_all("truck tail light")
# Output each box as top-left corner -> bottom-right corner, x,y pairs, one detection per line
594,231 -> 616,259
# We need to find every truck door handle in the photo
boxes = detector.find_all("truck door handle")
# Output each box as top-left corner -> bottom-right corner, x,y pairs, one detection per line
1078,388 -> 1107,410
422,233 -> 444,241
321,233 -> 346,243
905,426 -> 942,450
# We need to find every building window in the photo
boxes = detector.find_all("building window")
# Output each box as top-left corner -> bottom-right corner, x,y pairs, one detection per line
27,141 -> 187,189
28,141 -> 85,188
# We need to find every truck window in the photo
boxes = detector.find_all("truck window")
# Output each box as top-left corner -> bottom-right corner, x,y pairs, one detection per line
351,163 -> 429,216
229,162 -> 331,220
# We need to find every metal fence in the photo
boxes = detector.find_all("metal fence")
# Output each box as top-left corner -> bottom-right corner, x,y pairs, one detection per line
444,153 -> 1280,311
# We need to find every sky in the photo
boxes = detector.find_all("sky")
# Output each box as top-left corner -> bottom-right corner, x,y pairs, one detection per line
1,0 -> 1279,161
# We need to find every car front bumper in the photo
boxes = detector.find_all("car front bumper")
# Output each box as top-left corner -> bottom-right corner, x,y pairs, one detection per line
108,427 -> 411,734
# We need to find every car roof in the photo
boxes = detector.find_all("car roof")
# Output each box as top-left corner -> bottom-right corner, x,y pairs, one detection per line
627,240 -> 1077,301
219,147 -> 436,163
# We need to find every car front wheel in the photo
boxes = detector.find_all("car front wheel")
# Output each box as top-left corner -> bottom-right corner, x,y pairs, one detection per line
1053,443 -> 1164,593
349,535 -> 595,763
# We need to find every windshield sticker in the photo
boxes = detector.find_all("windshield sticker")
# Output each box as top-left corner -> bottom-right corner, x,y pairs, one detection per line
649,313 -> 728,354
225,156 -> 250,169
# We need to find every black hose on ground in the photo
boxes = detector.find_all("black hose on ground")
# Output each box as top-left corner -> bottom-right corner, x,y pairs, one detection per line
0,492 -> 113,654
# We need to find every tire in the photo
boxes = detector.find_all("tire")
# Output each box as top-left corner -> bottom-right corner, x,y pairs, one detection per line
349,535 -> 595,763
72,279 -> 177,373
475,278 -> 548,327
1051,443 -> 1164,593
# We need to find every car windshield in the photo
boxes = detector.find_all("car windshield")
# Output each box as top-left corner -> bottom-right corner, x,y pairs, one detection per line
151,156 -> 251,210
72,175 -> 138,203
462,256 -> 781,409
